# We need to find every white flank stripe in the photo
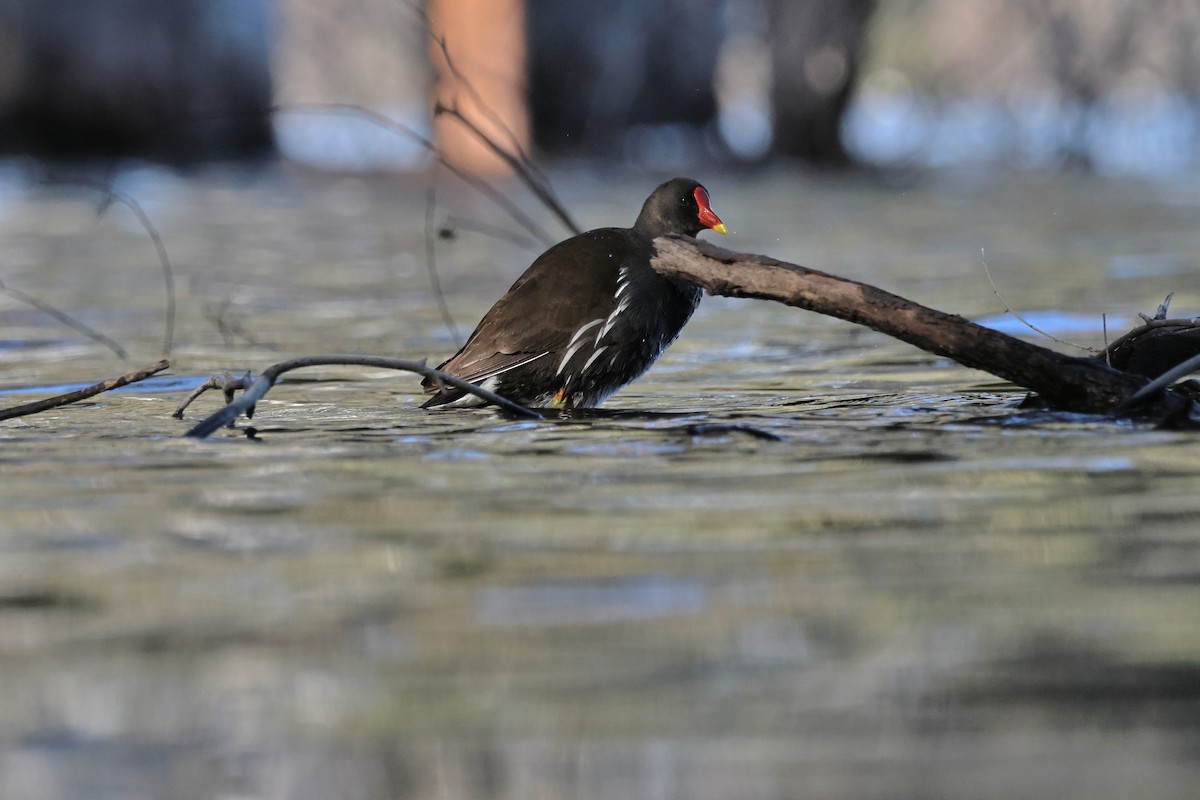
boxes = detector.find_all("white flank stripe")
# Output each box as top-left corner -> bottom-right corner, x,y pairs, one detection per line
581,346 -> 609,373
598,297 -> 631,341
614,267 -> 632,299
568,318 -> 604,348
556,341 -> 589,375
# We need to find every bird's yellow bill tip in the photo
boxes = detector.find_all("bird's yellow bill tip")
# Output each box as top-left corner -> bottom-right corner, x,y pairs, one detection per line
711,222 -> 728,236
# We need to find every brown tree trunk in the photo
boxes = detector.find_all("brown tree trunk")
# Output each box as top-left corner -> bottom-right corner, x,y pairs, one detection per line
525,0 -> 721,156
767,0 -> 877,164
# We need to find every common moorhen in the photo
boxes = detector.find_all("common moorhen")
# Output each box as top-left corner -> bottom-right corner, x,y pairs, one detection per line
421,177 -> 726,409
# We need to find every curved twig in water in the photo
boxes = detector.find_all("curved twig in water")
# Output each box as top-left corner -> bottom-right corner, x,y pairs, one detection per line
179,355 -> 542,439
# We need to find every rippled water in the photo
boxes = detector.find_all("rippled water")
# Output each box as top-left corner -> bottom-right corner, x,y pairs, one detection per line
2,164 -> 1200,799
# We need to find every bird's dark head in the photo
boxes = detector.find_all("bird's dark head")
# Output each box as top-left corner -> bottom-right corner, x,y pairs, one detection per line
633,177 -> 727,239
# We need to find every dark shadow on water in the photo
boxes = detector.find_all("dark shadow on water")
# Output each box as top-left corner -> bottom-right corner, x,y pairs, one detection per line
948,634 -> 1200,725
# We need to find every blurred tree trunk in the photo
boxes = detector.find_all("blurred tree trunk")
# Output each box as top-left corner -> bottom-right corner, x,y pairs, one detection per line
0,0 -> 273,163
767,0 -> 877,164
525,0 -> 722,156
428,0 -> 529,176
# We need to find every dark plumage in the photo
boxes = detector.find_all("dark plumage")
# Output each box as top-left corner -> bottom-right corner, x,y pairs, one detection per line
421,177 -> 726,409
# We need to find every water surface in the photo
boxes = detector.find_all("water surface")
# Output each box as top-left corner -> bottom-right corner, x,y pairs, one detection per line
1,165 -> 1200,799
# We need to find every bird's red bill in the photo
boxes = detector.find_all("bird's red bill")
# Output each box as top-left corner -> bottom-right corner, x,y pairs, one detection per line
694,186 -> 727,235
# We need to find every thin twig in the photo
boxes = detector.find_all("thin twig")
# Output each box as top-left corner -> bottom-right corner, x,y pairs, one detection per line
979,247 -> 1093,353
66,179 -> 177,357
202,298 -> 273,349
427,28 -> 541,169
0,360 -> 169,422
181,355 -> 542,438
405,1 -> 559,194
424,187 -> 463,345
435,103 -> 581,235
429,33 -> 544,178
0,277 -> 128,359
418,4 -> 582,234
441,215 -> 540,250
273,103 -> 557,248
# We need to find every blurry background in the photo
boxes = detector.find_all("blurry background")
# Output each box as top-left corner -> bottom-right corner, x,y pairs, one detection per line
0,0 -> 1196,174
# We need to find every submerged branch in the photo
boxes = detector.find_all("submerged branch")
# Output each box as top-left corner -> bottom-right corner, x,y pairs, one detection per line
180,355 -> 542,439
0,360 -> 170,422
651,236 -> 1187,417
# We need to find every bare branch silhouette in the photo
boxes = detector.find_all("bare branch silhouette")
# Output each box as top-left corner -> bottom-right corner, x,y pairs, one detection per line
435,102 -> 581,235
426,29 -> 543,178
173,370 -> 252,418
202,297 -> 274,349
979,247 -> 1093,353
273,103 -> 557,248
66,179 -> 177,357
405,1 -> 568,217
0,276 -> 128,359
440,215 -> 540,250
423,187 -> 463,345
0,360 -> 169,422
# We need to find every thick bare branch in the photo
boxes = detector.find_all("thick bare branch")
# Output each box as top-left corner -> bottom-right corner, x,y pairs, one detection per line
650,236 -> 1183,415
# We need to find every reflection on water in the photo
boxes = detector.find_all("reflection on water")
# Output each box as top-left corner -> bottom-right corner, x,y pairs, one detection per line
1,167 -> 1200,799
476,576 -> 709,626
